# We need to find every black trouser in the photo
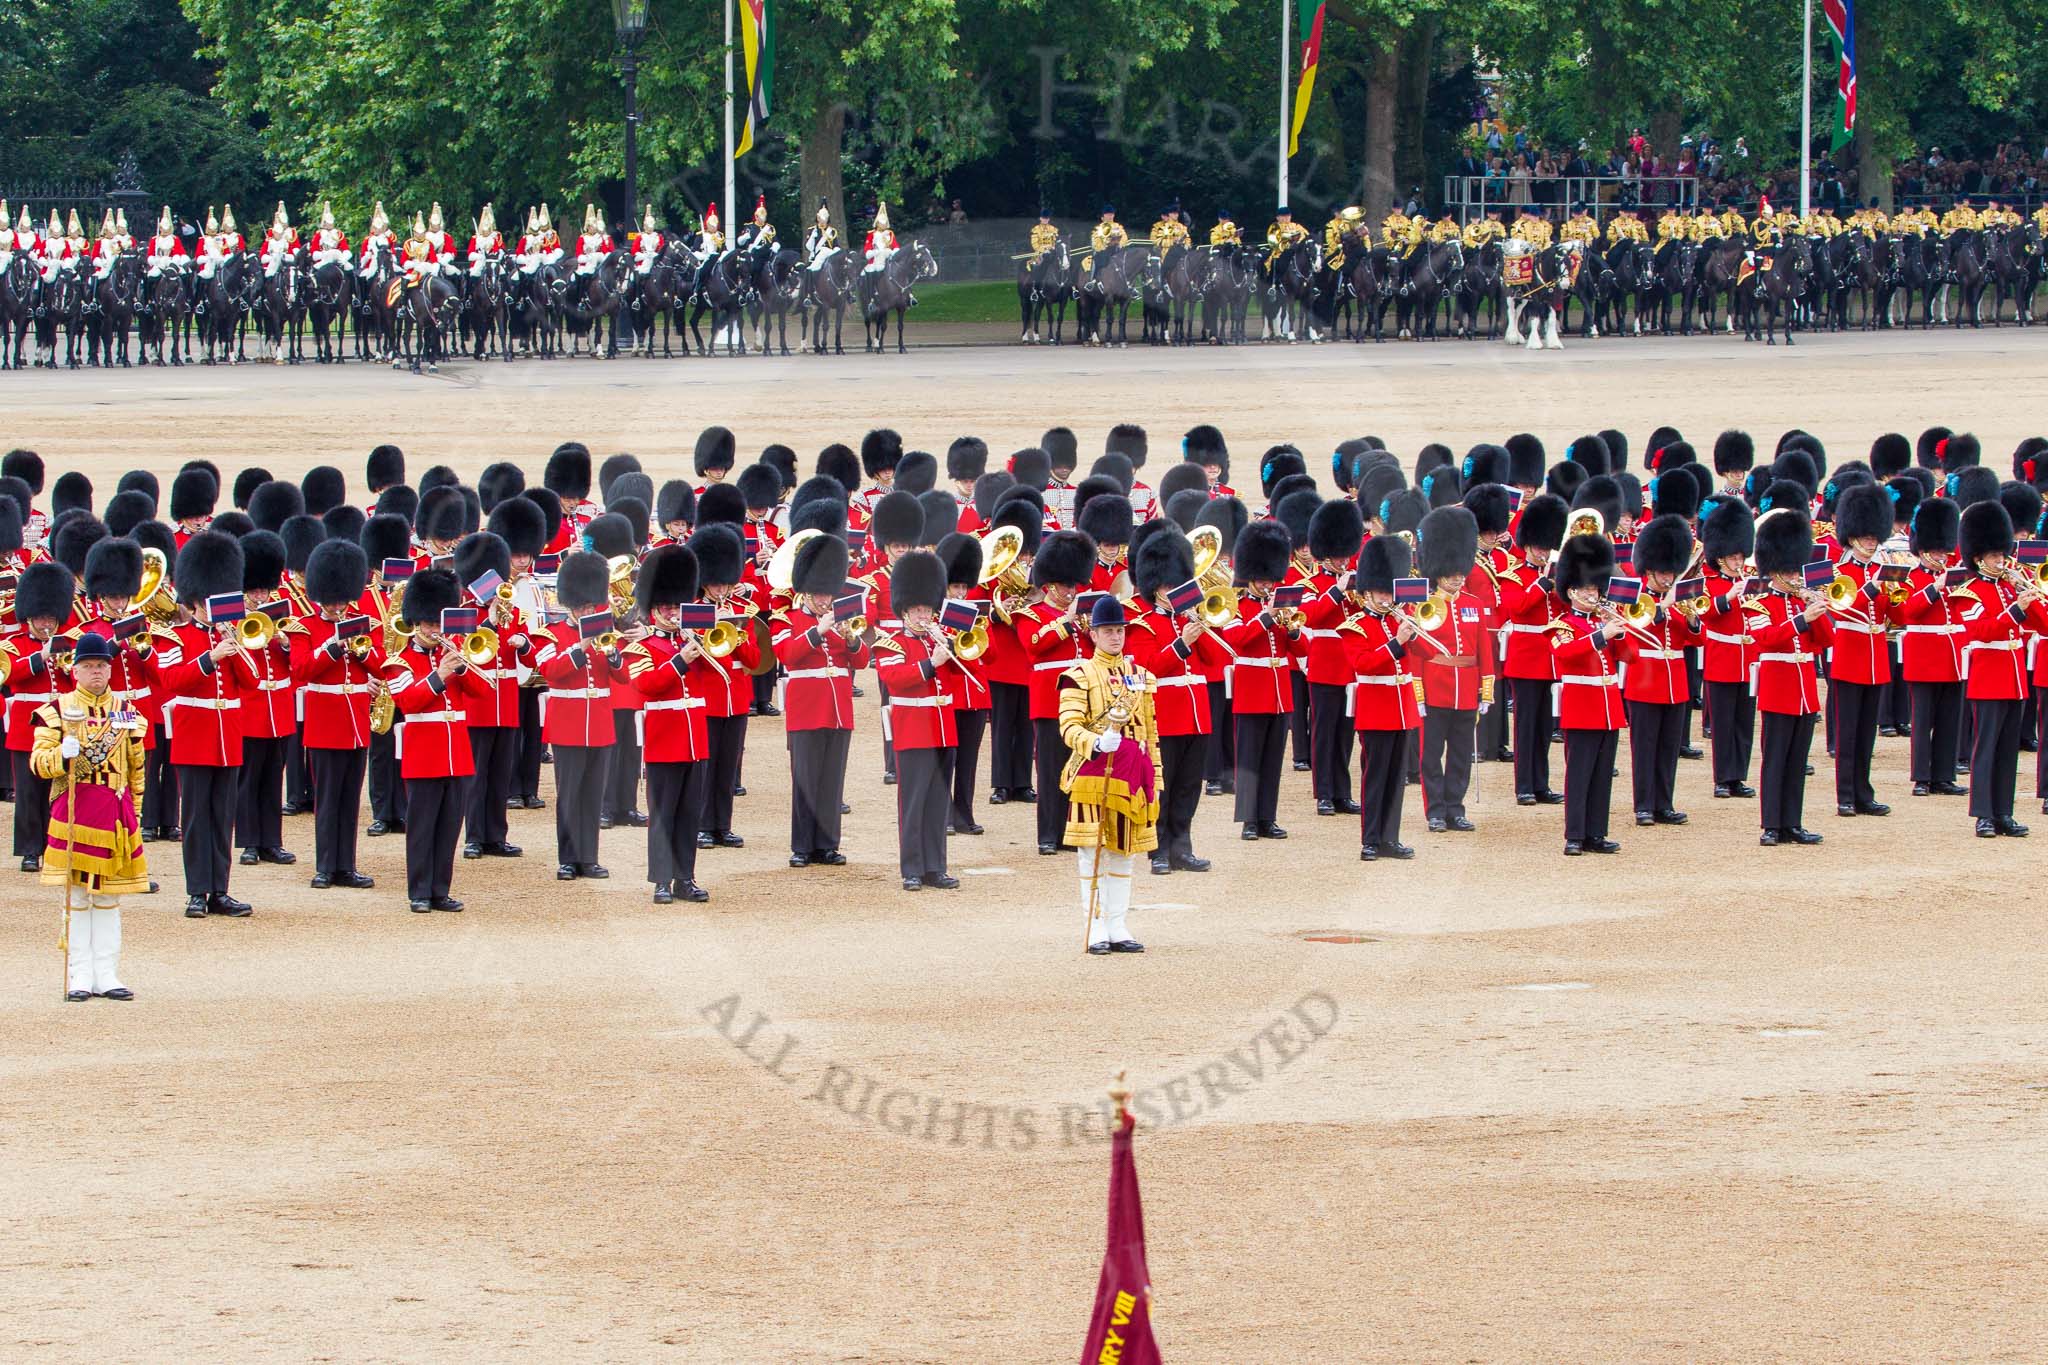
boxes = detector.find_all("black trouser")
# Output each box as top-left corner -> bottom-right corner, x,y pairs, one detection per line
1420,707 -> 1475,822
369,727 -> 405,823
1204,682 -> 1235,783
1681,651 -> 1703,749
1475,682 -> 1509,759
1832,680 -> 1881,808
284,732 -> 312,810
2037,686 -> 2048,797
1881,650 -> 1911,731
1157,732 -> 1205,859
1563,728 -> 1619,843
464,725 -> 517,845
645,759 -> 708,889
988,681 -> 1033,792
603,708 -> 642,819
553,745 -> 607,867
1288,680 -> 1311,766
1510,677 -> 1554,797
516,688 -> 545,800
12,749 -> 50,858
951,708 -> 987,827
751,668 -> 777,713
1233,711 -> 1286,825
236,734 -> 287,851
789,727 -> 851,855
177,763 -> 236,896
309,746 -> 367,879
1907,681 -> 1962,784
1707,680 -> 1757,785
1357,727 -> 1410,848
143,724 -> 177,830
895,746 -> 953,880
403,775 -> 463,902
1034,717 -> 1067,846
1969,697 -> 2023,821
1626,700 -> 1685,815
703,714 -> 747,835
876,679 -> 897,781
1308,681 -> 1355,803
1823,663 -> 1837,755
1759,711 -> 1817,831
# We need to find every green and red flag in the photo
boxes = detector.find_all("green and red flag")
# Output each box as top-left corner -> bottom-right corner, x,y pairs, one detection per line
1288,0 -> 1326,158
1079,1105 -> 1161,1365
1821,0 -> 1857,150
736,0 -> 773,157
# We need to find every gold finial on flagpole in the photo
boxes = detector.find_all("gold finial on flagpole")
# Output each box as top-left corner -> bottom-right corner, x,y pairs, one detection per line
1108,1069 -> 1131,1117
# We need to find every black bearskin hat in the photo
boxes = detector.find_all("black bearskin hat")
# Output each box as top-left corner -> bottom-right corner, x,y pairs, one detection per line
2012,436 -> 2048,486
1915,426 -> 1952,471
736,463 -> 783,511
1701,498 -> 1755,564
1947,464 -> 1999,509
1273,490 -> 1320,551
1910,497 -> 1960,554
415,485 -> 467,545
299,465 -> 347,517
1462,444 -> 1510,487
860,428 -> 903,480
282,514 -> 326,576
1515,493 -> 1568,552
375,484 -> 419,524
477,462 -> 525,512
1040,426 -> 1079,474
1833,483 -> 1892,545
989,496 -> 1045,556
131,519 -> 176,564
1194,495 -> 1248,553
1258,447 -> 1307,499
608,471 -> 654,513
869,490 -> 924,549
1941,432 -> 1981,473
916,491 -> 958,546
209,510 -> 255,538
791,532 -> 849,599
972,472 -> 1016,520
1008,447 -> 1052,491
104,489 -> 154,539
1268,474 -> 1318,517
1555,534 -> 1615,594
789,493 -> 848,540
635,543 -> 700,614
1419,464 -> 1463,509
1182,423 -> 1227,466
656,479 -> 697,530
458,486 -> 482,536
555,552 -> 609,611
1357,463 -> 1406,514
522,487 -> 563,544
1309,498 -> 1365,563
421,464 -> 465,497
1417,506 -> 1479,582
1031,529 -> 1096,588
1959,500 -> 2014,564
1505,432 -> 1546,487
688,523 -> 745,588
1381,489 -> 1430,538
1462,483 -> 1513,537
817,443 -> 861,493
0,499 -> 20,554
399,568 -> 459,626
360,513 -> 413,569
170,466 -> 218,522
367,444 -> 406,490
695,482 -> 746,529
789,476 -> 845,523
1567,433 -> 1611,477
1869,433 -> 1911,479
1600,428 -> 1632,472
1133,528 -> 1194,599
583,512 -> 635,561
1356,534 -> 1409,594
1999,482 -> 2043,542
1106,423 -> 1148,469
1631,514 -> 1694,576
116,468 -> 157,503
1072,474 -> 1122,525
52,470 -> 93,517
1753,508 -> 1814,577
1886,477 -> 1923,528
889,549 -> 947,616
1756,478 -> 1810,518
895,451 -> 938,497
0,475 -> 30,527
1157,462 -> 1208,508
15,561 -> 74,623
1651,466 -> 1703,522
937,531 -> 983,587
174,529 -> 243,606
545,443 -> 593,501
84,535 -> 143,600
947,437 -> 990,484
453,531 -> 512,592
240,530 -> 286,594
52,514 -> 107,577
305,538 -> 368,608
599,454 -> 642,502
488,496 -> 547,558
1615,472 -> 1646,521
1771,449 -> 1821,497
1165,488 -> 1207,532
1078,492 -> 1134,547
1647,440 -> 1695,472
2,448 -> 45,493
1546,461 -> 1587,504
229,467 -> 270,510
1232,519 -> 1291,585
1090,452 -> 1135,495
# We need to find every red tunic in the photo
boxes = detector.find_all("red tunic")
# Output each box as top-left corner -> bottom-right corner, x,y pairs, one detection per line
773,608 -> 868,732
158,625 -> 257,767
1218,599 -> 1301,714
291,617 -> 382,750
1124,603 -> 1224,736
387,644 -> 492,778
1700,570 -> 1761,685
533,622 -> 617,747
1497,559 -> 1560,681
1956,575 -> 2031,701
1019,601 -> 1089,719
873,632 -> 958,749
1897,570 -> 1966,684
1416,587 -> 1496,712
1617,605 -> 1703,705
1748,595 -> 1833,715
1343,611 -> 1422,731
1825,557 -> 1895,686
628,634 -> 712,763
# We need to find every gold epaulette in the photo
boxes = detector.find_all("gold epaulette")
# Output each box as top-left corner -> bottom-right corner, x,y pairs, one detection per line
279,616 -> 308,635
871,636 -> 905,657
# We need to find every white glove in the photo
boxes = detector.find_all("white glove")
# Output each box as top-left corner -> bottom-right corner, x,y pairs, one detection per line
1094,730 -> 1122,754
59,736 -> 81,759
1477,701 -> 1492,716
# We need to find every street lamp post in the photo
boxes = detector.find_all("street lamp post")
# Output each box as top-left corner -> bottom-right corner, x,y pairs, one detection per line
612,0 -> 650,348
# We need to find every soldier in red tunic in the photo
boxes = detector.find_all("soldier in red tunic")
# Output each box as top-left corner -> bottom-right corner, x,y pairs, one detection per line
1616,513 -> 1704,827
1549,534 -> 1627,855
1826,483 -> 1900,817
625,544 -> 712,904
1342,534 -> 1422,860
7,562 -> 80,870
1413,504 -> 1494,835
774,529 -> 866,867
291,538 -> 379,889
157,531 -> 256,915
1499,493 -> 1568,805
936,532 -> 992,834
385,569 -> 493,910
1219,519 -> 1305,841
533,553 -> 620,881
1021,529 -> 1095,853
1897,498 -> 1967,795
1955,500 -> 2044,836
453,530 -> 533,860
231,531 -> 299,869
1698,498 -> 1760,798
1749,504 -> 1834,846
873,550 -> 959,891
1297,498 -> 1364,816
1124,526 -> 1227,874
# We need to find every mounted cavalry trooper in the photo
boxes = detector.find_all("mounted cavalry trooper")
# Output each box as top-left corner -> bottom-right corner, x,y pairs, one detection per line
88,210 -> 123,287
214,204 -> 244,258
1383,200 -> 1424,294
357,201 -> 397,278
260,201 -> 299,279
145,205 -> 188,278
803,197 -> 839,273
400,212 -> 444,285
0,200 -> 37,272
421,203 -> 455,262
113,208 -> 133,252
573,203 -> 612,278
464,203 -> 504,277
1208,208 -> 1241,247
36,209 -> 76,286
1264,204 -> 1309,273
1560,202 -> 1599,246
1322,205 -> 1361,274
514,204 -> 564,275
1085,204 -> 1127,278
308,202 -> 349,271
1149,199 -> 1190,259
862,201 -> 897,276
630,205 -> 664,276
735,193 -> 775,252
1462,203 -> 1506,249
1024,205 -> 1060,264
190,208 -> 226,282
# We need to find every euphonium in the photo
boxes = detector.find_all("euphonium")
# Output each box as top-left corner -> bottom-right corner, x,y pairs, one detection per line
1823,573 -> 1860,607
239,611 -> 277,649
1621,598 -> 1658,624
135,548 -> 178,622
461,626 -> 500,667
978,525 -> 1024,586
1566,508 -> 1608,540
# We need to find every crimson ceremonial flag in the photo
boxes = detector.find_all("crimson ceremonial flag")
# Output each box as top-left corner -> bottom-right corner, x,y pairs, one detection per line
1080,1109 -> 1161,1365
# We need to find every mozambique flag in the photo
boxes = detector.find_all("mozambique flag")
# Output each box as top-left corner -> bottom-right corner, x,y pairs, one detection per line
736,0 -> 774,157
1821,0 -> 1856,150
1288,0 -> 1327,158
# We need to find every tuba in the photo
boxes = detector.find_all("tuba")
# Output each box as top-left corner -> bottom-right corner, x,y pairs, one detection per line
135,548 -> 178,622
979,524 -> 1024,586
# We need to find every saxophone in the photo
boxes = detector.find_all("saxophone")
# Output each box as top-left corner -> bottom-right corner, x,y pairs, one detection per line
369,678 -> 396,735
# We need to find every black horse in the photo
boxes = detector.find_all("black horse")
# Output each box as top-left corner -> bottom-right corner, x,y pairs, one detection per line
392,266 -> 459,373
1738,236 -> 1808,345
862,240 -> 935,353
139,267 -> 193,366
742,242 -> 804,356
193,253 -> 250,364
1397,238 -> 1460,341
305,257 -> 353,363
1262,239 -> 1320,341
1080,243 -> 1144,347
85,250 -> 143,367
1603,239 -> 1653,337
461,256 -> 514,361
1146,241 -> 1201,346
1647,237 -> 1697,335
562,250 -> 630,357
254,250 -> 307,363
1,254 -> 34,369
1017,238 -> 1072,344
1946,231 -> 1990,327
686,249 -> 753,356
625,246 -> 688,357
1199,243 -> 1254,344
1451,238 -> 1503,340
804,248 -> 859,355
1561,242 -> 1611,339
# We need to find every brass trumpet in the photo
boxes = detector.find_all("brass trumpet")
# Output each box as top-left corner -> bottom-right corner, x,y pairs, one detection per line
1197,584 -> 1239,628
952,617 -> 991,661
1411,592 -> 1450,629
345,632 -> 374,659
702,619 -> 743,658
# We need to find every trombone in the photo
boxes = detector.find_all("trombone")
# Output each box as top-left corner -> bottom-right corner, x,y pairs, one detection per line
238,610 -> 277,650
461,625 -> 500,667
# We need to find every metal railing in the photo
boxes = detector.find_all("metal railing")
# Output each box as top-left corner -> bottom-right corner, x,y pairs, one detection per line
1441,174 -> 1701,224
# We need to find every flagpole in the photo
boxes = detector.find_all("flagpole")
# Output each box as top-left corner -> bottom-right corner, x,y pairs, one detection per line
724,0 -> 736,237
1277,0 -> 1290,208
1799,0 -> 1813,218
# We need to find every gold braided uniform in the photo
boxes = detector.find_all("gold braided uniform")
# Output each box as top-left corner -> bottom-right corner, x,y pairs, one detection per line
1511,214 -> 1552,250
1379,210 -> 1410,249
32,687 -> 149,897
2033,205 -> 2048,235
1149,217 -> 1190,255
1057,651 -> 1161,855
1750,214 -> 1780,249
1605,213 -> 1644,246
1940,205 -> 1979,234
1209,219 -> 1242,247
1720,207 -> 1748,239
1084,219 -> 1127,268
1560,212 -> 1599,245
1428,215 -> 1460,243
1026,221 -> 1060,264
1690,207 -> 1720,241
1322,210 -> 1361,270
1462,216 -> 1505,248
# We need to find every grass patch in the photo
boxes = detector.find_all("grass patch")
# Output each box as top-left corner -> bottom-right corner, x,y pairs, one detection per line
902,281 -> 1015,325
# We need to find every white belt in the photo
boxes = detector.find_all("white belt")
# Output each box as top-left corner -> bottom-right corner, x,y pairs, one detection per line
1705,631 -> 1755,645
1966,639 -> 2021,652
1757,652 -> 1814,664
887,695 -> 950,709
479,667 -> 520,681
1559,674 -> 1619,686
1635,648 -> 1685,660
1032,659 -> 1077,671
785,667 -> 848,680
1299,628 -> 1340,640
1231,657 -> 1287,668
302,683 -> 373,696
643,697 -> 707,711
1152,674 -> 1204,689
8,691 -> 53,704
166,697 -> 241,710
1902,624 -> 1961,635
1835,621 -> 1885,635
257,678 -> 292,692
406,709 -> 464,723
1502,622 -> 1555,634
547,686 -> 609,699
1354,673 -> 1415,686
